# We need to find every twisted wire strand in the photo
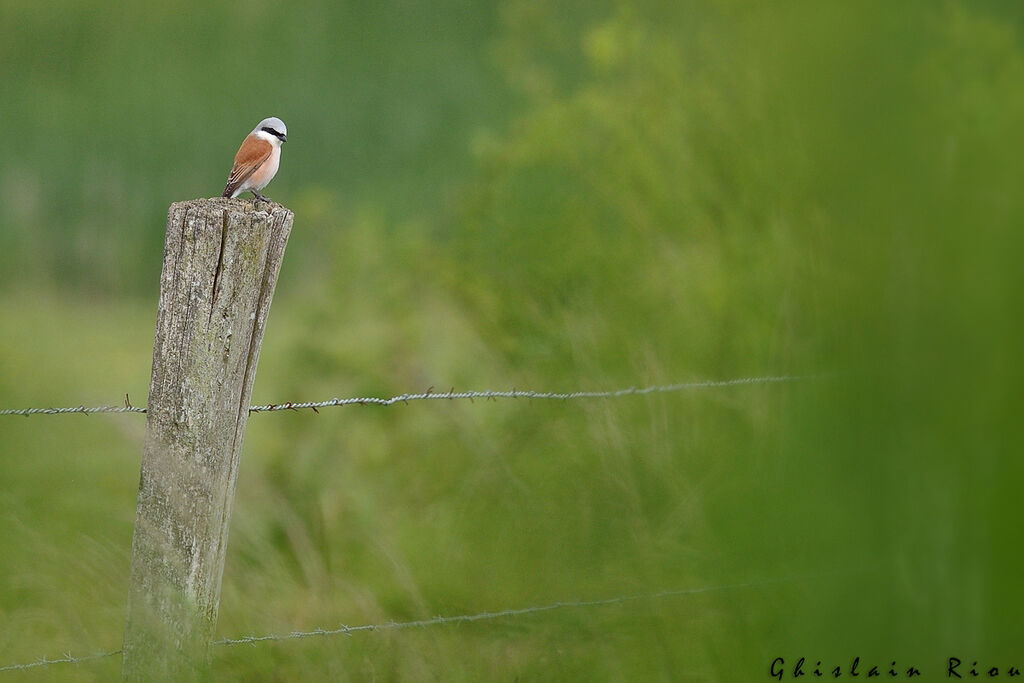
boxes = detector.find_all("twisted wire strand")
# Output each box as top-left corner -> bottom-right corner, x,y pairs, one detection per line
0,374 -> 812,417
0,404 -> 146,417
0,649 -> 121,673
214,574 -> 805,647
0,569 -> 857,671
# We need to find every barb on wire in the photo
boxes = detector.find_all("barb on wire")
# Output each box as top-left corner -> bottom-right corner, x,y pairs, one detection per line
0,374 -> 813,417
215,573 -> 808,647
0,649 -> 120,673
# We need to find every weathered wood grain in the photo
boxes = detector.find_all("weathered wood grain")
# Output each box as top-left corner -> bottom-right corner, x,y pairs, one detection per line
122,198 -> 293,681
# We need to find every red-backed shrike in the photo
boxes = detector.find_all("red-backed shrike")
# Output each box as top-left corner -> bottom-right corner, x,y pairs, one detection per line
222,117 -> 288,201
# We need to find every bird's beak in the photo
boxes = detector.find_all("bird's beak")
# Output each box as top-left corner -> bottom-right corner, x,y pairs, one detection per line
281,134 -> 288,143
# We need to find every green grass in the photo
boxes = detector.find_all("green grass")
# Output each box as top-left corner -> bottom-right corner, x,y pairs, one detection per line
0,291 -> 853,682
2,0 -> 1024,680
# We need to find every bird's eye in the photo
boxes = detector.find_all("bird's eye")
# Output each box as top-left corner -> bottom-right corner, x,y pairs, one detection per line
262,127 -> 285,140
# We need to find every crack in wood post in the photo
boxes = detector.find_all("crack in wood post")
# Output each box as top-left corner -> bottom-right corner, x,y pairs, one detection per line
208,210 -> 230,331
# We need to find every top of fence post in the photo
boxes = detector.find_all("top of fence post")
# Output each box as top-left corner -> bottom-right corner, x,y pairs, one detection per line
121,198 -> 294,681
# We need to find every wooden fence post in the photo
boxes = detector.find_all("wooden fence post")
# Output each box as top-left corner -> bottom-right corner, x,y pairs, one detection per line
121,198 -> 293,680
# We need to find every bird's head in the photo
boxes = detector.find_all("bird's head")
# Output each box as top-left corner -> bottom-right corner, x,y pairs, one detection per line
253,116 -> 287,145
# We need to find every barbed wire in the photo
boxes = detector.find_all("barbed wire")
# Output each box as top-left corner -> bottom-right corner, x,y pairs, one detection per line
0,649 -> 121,673
0,572 -> 824,673
0,404 -> 146,417
215,574 -> 807,647
0,374 -> 812,418
0,371 -> 831,674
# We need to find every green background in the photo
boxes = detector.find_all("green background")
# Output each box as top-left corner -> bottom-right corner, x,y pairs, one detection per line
2,0 -> 1023,679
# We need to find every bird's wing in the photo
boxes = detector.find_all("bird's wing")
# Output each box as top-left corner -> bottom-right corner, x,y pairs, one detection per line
222,136 -> 273,197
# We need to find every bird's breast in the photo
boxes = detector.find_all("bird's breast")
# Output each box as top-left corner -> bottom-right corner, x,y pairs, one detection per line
249,146 -> 281,190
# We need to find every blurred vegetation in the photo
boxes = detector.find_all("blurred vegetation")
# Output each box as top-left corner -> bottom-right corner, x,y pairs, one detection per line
2,0 -> 1024,680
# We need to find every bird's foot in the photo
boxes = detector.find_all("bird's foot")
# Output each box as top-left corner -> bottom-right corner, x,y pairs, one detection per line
252,190 -> 271,203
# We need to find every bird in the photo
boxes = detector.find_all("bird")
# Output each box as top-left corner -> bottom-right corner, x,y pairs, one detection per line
222,116 -> 288,202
